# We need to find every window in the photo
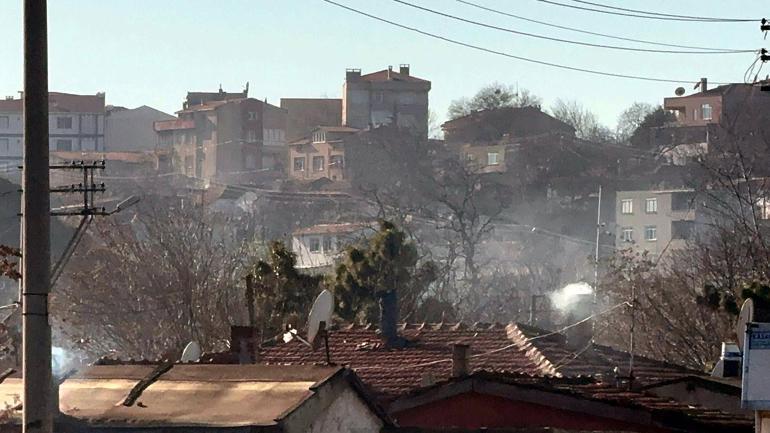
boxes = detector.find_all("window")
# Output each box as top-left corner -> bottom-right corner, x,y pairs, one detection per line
644,225 -> 657,242
323,236 -> 333,252
55,139 -> 72,151
313,156 -> 325,171
246,129 -> 257,142
329,155 -> 344,169
487,152 -> 499,166
293,157 -> 305,172
0,138 -> 8,153
56,116 -> 72,129
312,131 -> 326,143
466,153 -> 475,162
0,116 -> 8,129
702,103 -> 713,120
309,237 -> 321,252
621,199 -> 633,214
671,191 -> 695,211
621,227 -> 633,243
759,198 -> 770,220
671,220 -> 695,240
645,198 -> 657,214
247,111 -> 257,121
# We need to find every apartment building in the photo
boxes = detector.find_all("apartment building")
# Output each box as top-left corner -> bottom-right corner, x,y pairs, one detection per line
343,65 -> 431,136
291,222 -> 369,269
0,92 -> 105,166
615,189 -> 697,255
154,91 -> 286,184
280,98 -> 342,143
287,126 -> 358,183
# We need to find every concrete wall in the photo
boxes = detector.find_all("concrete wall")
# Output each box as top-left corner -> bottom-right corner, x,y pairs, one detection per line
343,80 -> 430,135
106,106 -> 174,151
615,189 -> 696,255
305,387 -> 382,433
664,94 -> 722,127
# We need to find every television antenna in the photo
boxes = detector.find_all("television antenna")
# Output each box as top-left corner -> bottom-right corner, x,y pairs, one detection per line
180,341 -> 202,363
737,298 -> 755,352
307,289 -> 334,363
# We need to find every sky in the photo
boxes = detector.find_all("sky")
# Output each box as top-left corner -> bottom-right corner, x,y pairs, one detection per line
0,0 -> 767,127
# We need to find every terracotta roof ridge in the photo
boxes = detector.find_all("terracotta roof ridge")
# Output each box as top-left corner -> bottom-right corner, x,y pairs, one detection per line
506,323 -> 559,377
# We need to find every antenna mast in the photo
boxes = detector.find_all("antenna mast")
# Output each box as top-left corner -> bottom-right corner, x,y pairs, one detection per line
591,185 -> 602,343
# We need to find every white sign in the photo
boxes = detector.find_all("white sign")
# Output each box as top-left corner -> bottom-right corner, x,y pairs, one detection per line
742,322 -> 770,409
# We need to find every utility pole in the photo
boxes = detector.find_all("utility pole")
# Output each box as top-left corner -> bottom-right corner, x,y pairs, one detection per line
22,1 -> 52,433
591,185 -> 602,343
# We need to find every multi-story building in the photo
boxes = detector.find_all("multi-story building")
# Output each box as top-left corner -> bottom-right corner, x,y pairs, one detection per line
287,126 -> 358,183
291,222 -> 369,269
105,105 -> 175,152
154,91 -> 286,184
280,98 -> 342,143
343,65 -> 431,135
0,92 -> 106,167
615,189 -> 697,256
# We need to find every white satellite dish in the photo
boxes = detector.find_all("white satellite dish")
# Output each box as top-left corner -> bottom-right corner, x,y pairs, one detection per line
307,289 -> 334,345
736,298 -> 755,352
180,341 -> 202,363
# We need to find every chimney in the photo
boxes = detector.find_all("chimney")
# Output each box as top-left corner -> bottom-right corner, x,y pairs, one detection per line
379,290 -> 402,348
712,342 -> 741,378
387,65 -> 393,80
700,77 -> 708,92
451,343 -> 470,377
565,294 -> 593,349
230,326 -> 258,363
346,68 -> 361,82
399,64 -> 410,76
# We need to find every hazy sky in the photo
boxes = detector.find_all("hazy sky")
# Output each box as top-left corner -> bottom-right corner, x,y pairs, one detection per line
1,0 -> 766,127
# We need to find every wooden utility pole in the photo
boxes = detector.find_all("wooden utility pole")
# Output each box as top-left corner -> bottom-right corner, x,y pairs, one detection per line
22,1 -> 52,432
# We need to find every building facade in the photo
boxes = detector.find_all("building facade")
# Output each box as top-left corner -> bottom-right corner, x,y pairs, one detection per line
615,189 -> 697,256
105,105 -> 175,152
343,65 -> 431,135
280,98 -> 342,143
154,93 -> 286,184
0,92 -> 106,167
287,126 -> 358,183
291,222 -> 369,269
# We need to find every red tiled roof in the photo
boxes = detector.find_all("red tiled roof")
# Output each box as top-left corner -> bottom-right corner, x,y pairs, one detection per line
256,322 -> 701,403
258,323 -> 557,402
0,92 -> 105,113
359,69 -> 430,84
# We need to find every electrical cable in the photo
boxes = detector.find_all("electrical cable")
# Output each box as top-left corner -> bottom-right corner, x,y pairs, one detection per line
566,0 -> 756,22
538,0 -> 756,23
455,0 -> 750,52
391,0 -> 755,54
320,0 -> 732,85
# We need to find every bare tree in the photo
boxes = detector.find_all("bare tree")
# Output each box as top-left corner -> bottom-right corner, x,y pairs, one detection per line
616,102 -> 655,142
448,82 -> 542,120
550,99 -> 614,142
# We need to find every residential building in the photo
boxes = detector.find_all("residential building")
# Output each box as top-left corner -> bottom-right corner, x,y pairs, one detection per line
154,92 -> 287,184
441,106 -> 575,144
287,126 -> 358,183
615,189 -> 697,255
291,222 -> 370,269
0,364 -> 391,433
183,85 -> 248,109
280,98 -> 342,143
343,65 -> 431,135
104,105 -> 175,151
0,92 -> 105,166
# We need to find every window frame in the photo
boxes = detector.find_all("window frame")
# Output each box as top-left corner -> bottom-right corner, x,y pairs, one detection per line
308,237 -> 321,253
701,103 -> 713,121
293,157 -> 306,172
322,236 -> 333,252
644,225 -> 657,242
621,199 -> 633,215
312,156 -> 325,172
56,116 -> 73,130
0,116 -> 9,129
487,151 -> 500,166
645,198 -> 658,214
55,139 -> 73,151
0,138 -> 8,153
621,227 -> 633,243
329,155 -> 344,169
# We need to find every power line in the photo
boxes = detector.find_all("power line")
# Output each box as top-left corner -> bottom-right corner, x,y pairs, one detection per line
391,0 -> 755,55
455,0 -> 750,52
566,0 -> 757,22
320,0 -> 732,85
538,0 -> 756,23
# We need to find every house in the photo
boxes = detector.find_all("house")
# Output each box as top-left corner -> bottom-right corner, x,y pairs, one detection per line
104,105 -> 175,152
387,370 -> 751,433
640,375 -> 745,416
291,222 -> 370,269
281,98 -> 343,143
0,364 -> 391,433
343,65 -> 431,136
287,126 -> 358,183
0,92 -> 106,167
615,189 -> 697,256
154,90 -> 287,184
441,106 -> 575,145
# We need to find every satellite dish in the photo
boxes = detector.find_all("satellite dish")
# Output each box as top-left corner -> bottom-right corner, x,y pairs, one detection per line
307,289 -> 334,345
736,298 -> 755,352
180,341 -> 202,362
675,87 -> 686,96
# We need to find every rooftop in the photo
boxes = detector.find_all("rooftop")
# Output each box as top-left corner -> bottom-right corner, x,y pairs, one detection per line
357,69 -> 430,84
293,222 -> 371,236
0,92 -> 105,113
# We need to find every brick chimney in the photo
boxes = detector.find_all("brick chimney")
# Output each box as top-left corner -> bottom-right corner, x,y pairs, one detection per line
379,290 -> 405,348
700,77 -> 708,92
451,343 -> 471,377
387,65 -> 393,80
399,64 -> 410,76
346,68 -> 361,82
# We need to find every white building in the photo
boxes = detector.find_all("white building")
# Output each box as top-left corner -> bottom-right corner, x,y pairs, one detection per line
0,92 -> 106,166
291,222 -> 370,269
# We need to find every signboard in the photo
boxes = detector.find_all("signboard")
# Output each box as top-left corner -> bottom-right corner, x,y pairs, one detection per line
742,322 -> 770,409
